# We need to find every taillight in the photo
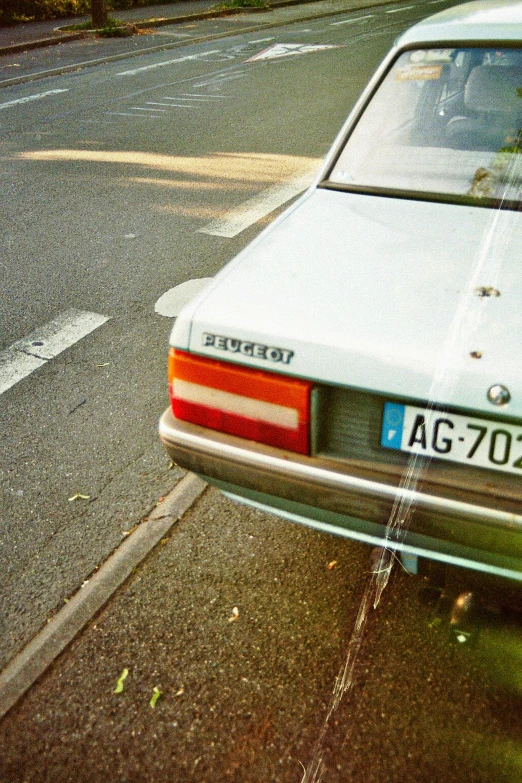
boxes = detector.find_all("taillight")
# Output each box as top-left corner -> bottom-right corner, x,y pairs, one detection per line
168,349 -> 312,454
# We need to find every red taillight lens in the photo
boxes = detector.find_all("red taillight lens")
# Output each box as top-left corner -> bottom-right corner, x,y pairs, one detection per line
168,349 -> 312,454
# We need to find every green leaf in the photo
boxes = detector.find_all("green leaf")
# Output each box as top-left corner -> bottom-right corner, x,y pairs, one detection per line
150,686 -> 161,708
114,668 -> 129,694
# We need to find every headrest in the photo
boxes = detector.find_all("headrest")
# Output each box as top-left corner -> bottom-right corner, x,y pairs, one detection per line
465,66 -> 522,113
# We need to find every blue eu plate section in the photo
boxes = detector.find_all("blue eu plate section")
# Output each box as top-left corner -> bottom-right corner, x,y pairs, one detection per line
381,402 -> 405,450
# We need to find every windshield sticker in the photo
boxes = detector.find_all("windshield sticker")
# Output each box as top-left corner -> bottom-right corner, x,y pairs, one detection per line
395,65 -> 442,81
202,332 -> 294,364
408,48 -> 454,63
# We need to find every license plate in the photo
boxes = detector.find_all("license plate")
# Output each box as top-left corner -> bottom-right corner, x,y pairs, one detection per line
381,402 -> 522,476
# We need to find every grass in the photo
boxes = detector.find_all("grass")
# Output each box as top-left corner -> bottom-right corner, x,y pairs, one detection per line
65,15 -> 135,34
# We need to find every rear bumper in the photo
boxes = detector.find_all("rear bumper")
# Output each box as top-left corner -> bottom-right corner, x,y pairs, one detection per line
159,408 -> 522,581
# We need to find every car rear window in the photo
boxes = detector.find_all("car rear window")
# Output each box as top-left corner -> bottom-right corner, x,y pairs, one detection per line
328,47 -> 522,206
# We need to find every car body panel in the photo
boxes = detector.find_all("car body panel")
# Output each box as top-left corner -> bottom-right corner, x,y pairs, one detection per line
398,0 -> 522,47
176,189 -> 522,419
160,0 -> 522,584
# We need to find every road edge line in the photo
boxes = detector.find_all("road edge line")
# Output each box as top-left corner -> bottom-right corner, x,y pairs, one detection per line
0,472 -> 207,722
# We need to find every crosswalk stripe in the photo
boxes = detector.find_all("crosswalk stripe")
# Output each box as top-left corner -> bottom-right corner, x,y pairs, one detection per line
0,309 -> 109,395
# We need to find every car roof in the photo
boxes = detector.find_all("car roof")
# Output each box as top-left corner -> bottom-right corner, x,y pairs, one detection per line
397,0 -> 522,46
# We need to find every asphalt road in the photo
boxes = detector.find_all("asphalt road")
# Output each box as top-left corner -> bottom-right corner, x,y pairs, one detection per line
2,2 -> 521,780
0,0 -> 452,670
1,489 -> 522,782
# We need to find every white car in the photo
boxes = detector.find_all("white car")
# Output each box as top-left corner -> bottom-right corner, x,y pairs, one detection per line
160,0 -> 522,590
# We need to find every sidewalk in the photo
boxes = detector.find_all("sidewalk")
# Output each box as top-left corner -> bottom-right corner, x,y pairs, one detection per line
0,0 -> 409,89
0,0 -> 404,57
0,1 -> 241,54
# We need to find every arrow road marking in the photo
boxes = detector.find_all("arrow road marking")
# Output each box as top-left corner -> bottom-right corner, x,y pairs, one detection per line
245,43 -> 340,62
0,310 -> 109,396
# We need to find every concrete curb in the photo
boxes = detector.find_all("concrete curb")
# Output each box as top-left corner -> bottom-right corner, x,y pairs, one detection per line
0,472 -> 207,722
0,0 -> 405,88
0,32 -> 87,56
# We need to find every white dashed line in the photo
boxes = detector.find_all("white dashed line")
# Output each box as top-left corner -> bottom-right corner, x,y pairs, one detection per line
164,94 -> 226,102
0,89 -> 68,111
117,50 -> 221,77
118,93 -> 230,116
386,5 -> 414,12
178,94 -> 226,99
108,112 -> 162,118
199,167 -> 318,238
193,72 -> 247,88
0,310 -> 109,396
330,14 -> 374,25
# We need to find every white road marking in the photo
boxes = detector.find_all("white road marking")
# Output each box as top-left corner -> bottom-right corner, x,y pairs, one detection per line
117,50 -> 221,77
0,310 -> 109,396
155,278 -> 213,317
0,89 -> 68,111
178,94 -> 227,99
386,5 -> 414,12
199,168 -> 317,238
108,112 -> 162,118
246,43 -> 339,62
164,94 -> 227,102
131,106 -> 168,111
0,350 -> 46,396
193,71 -> 246,88
330,14 -> 374,25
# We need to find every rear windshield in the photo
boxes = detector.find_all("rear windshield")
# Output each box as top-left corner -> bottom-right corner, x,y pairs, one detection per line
328,47 -> 522,207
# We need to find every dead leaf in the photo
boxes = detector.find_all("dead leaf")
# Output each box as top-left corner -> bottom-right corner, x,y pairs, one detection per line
228,606 -> 240,622
327,560 -> 338,570
175,687 -> 184,697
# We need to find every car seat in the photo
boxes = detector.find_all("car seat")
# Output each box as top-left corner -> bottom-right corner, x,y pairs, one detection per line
445,65 -> 521,150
